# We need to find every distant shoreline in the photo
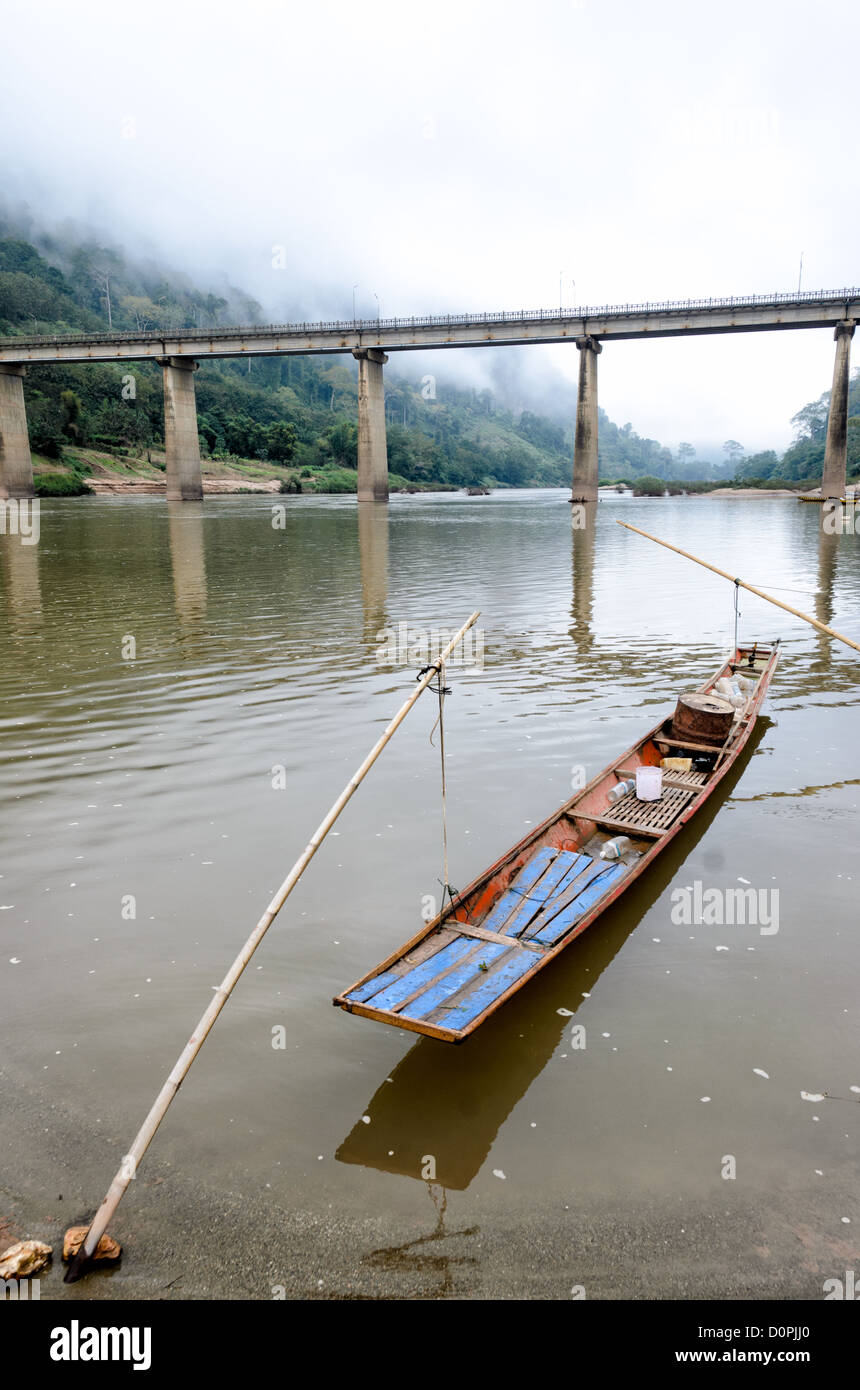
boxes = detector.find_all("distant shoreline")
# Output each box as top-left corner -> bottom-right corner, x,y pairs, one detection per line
30,447 -> 854,501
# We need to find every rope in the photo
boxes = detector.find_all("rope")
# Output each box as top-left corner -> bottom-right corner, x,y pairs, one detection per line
418,660 -> 457,912
733,579 -> 740,653
436,657 -> 451,908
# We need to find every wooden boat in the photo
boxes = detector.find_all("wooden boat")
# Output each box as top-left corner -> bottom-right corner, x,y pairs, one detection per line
333,642 -> 780,1043
797,493 -> 854,504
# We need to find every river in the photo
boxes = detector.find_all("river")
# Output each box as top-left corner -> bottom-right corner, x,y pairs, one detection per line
1,489 -> 858,1299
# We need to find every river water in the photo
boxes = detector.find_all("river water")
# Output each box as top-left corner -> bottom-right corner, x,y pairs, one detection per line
1,490 -> 858,1299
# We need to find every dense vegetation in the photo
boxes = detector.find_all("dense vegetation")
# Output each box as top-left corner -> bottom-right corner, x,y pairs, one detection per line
0,217 -> 855,492
0,221 -> 695,490
731,376 -> 860,487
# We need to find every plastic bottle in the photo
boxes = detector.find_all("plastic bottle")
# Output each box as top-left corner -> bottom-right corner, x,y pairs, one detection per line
716,676 -> 746,708
607,778 -> 635,804
600,836 -> 632,860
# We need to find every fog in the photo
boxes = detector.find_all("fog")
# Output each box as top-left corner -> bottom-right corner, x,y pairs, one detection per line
1,0 -> 857,454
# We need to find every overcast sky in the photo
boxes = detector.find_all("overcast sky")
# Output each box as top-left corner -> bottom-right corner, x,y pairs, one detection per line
2,0 -> 858,455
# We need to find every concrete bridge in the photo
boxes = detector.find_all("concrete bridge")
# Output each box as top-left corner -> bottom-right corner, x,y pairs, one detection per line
1,289 -> 857,503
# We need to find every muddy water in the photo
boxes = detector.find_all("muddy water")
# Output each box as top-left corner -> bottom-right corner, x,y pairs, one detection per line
1,491 -> 858,1298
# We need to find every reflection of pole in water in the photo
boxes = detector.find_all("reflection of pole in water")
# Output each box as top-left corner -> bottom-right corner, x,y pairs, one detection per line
167,501 -> 207,626
358,500 -> 389,639
570,500 -> 596,653
814,510 -> 840,671
1,533 -> 42,633
361,1183 -> 480,1298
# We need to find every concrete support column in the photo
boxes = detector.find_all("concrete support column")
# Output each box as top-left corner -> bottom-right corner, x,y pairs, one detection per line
0,365 -> 34,500
353,348 -> 389,501
821,321 -> 855,499
161,357 -> 203,501
572,336 -> 602,503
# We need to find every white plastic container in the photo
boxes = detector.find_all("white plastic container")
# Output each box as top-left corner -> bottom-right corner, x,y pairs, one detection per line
600,835 -> 632,860
635,765 -> 663,801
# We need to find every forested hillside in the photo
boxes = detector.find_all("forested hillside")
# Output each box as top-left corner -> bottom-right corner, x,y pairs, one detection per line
0,219 -> 691,490
1,217 -> 854,491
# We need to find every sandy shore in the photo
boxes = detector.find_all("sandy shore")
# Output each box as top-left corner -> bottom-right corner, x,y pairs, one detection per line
706,488 -> 810,499
86,477 -> 280,495
2,1062 -> 854,1301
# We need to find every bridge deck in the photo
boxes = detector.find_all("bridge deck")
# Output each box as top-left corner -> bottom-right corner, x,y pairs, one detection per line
1,290 -> 857,363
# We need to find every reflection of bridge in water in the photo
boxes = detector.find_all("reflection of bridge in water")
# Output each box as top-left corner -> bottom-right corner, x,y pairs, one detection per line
357,501 -> 389,643
1,290 -> 856,504
167,502 -> 208,627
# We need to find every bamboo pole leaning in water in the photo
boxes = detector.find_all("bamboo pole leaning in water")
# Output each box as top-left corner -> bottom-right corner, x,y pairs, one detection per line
65,610 -> 481,1282
616,521 -> 860,654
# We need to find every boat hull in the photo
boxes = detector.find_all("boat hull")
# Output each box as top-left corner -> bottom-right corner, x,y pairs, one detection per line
334,644 -> 780,1042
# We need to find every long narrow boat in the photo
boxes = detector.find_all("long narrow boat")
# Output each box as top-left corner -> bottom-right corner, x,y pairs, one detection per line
334,642 -> 780,1043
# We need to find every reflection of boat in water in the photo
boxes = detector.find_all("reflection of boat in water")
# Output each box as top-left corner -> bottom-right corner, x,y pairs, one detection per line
335,718 -> 768,1189
334,644 -> 779,1043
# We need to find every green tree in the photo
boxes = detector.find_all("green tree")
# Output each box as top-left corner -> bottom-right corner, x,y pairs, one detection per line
326,420 -> 357,466
60,390 -> 82,441
632,475 -> 666,496
723,439 -> 744,468
791,397 -> 828,441
677,442 -> 696,469
27,394 -> 64,458
266,421 -> 298,463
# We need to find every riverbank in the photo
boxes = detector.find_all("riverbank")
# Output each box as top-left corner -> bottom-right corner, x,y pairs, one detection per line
3,1060 -> 853,1300
28,450 -> 852,500
30,448 -> 453,497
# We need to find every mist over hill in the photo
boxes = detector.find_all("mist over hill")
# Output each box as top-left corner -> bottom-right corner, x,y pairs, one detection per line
1,206 -> 852,492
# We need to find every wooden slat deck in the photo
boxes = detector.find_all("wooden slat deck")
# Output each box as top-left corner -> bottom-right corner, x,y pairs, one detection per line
339,845 -> 627,1036
594,785 -> 696,836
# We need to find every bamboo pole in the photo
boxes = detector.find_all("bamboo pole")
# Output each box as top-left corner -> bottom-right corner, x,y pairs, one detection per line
65,610 -> 481,1281
617,520 -> 860,654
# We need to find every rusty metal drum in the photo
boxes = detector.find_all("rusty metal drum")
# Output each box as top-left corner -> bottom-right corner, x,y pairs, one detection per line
671,691 -> 734,746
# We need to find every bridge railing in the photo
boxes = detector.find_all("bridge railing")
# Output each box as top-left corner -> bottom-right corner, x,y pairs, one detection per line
3,289 -> 858,348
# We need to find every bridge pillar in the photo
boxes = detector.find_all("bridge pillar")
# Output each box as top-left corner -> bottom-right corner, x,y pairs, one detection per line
821,321 -> 855,500
572,336 -> 602,503
0,365 -> 35,500
161,357 -> 203,501
353,348 -> 389,501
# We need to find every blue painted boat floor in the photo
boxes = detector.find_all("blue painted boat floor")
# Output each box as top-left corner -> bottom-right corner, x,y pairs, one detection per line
342,844 -> 628,1034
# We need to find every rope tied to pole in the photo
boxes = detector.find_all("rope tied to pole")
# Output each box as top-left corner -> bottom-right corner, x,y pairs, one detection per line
417,659 -> 457,913
615,520 -> 860,655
